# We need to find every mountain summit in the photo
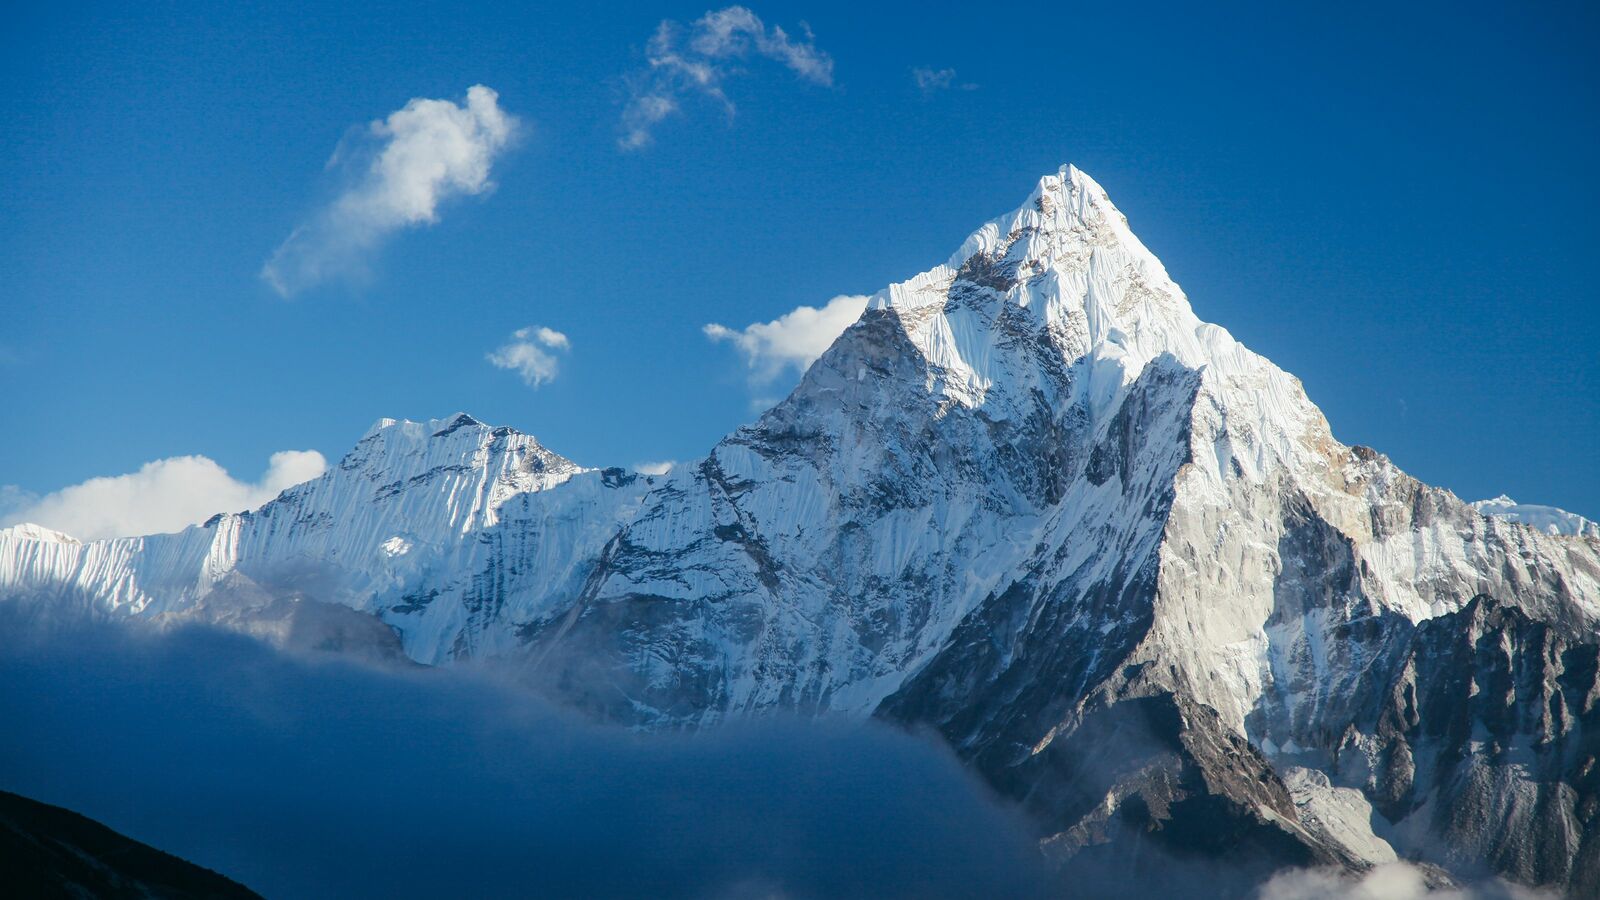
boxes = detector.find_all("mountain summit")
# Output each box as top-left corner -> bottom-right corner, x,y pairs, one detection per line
5,166 -> 1598,895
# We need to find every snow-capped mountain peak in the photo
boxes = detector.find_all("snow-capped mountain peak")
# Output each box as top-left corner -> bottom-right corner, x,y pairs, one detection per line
336,412 -> 584,526
0,523 -> 80,544
857,163 -> 1324,491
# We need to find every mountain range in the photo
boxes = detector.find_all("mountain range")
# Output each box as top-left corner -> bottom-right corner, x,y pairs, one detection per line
4,165 -> 1597,896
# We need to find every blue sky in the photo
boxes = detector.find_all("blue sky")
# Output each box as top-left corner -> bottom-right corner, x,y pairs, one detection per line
2,0 -> 1596,527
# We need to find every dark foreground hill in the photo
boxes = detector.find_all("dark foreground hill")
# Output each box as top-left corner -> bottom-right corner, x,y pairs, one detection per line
0,789 -> 260,900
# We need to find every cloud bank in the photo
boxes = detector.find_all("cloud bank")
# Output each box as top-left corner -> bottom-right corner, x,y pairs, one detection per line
487,325 -> 569,388
263,85 -> 518,296
0,450 -> 326,541
0,618 -> 1051,899
705,294 -> 868,385
620,6 -> 833,149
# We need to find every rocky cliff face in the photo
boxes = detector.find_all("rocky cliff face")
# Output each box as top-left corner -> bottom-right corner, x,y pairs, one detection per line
4,166 -> 1597,894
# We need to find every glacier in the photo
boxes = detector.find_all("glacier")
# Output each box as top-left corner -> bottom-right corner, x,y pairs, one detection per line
5,165 -> 1599,895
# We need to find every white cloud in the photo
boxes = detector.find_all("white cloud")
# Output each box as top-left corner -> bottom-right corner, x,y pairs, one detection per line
689,7 -> 834,82
912,67 -> 977,95
487,325 -> 570,388
531,326 -> 569,350
1259,861 -> 1554,900
704,294 -> 868,384
620,6 -> 834,149
634,461 -> 676,476
263,85 -> 519,296
0,450 -> 327,542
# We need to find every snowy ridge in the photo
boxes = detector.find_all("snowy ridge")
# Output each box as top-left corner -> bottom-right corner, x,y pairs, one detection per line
4,166 -> 1600,892
0,413 -> 659,660
1472,494 -> 1599,538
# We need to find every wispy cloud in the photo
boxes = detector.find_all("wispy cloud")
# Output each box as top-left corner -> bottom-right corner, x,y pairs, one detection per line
633,461 -> 675,476
263,85 -> 519,296
487,325 -> 570,388
704,294 -> 868,385
912,67 -> 977,95
1259,860 -> 1550,899
619,6 -> 834,150
0,450 -> 326,541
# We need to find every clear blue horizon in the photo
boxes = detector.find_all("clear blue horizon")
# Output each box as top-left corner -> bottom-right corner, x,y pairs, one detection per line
3,0 -> 1596,523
